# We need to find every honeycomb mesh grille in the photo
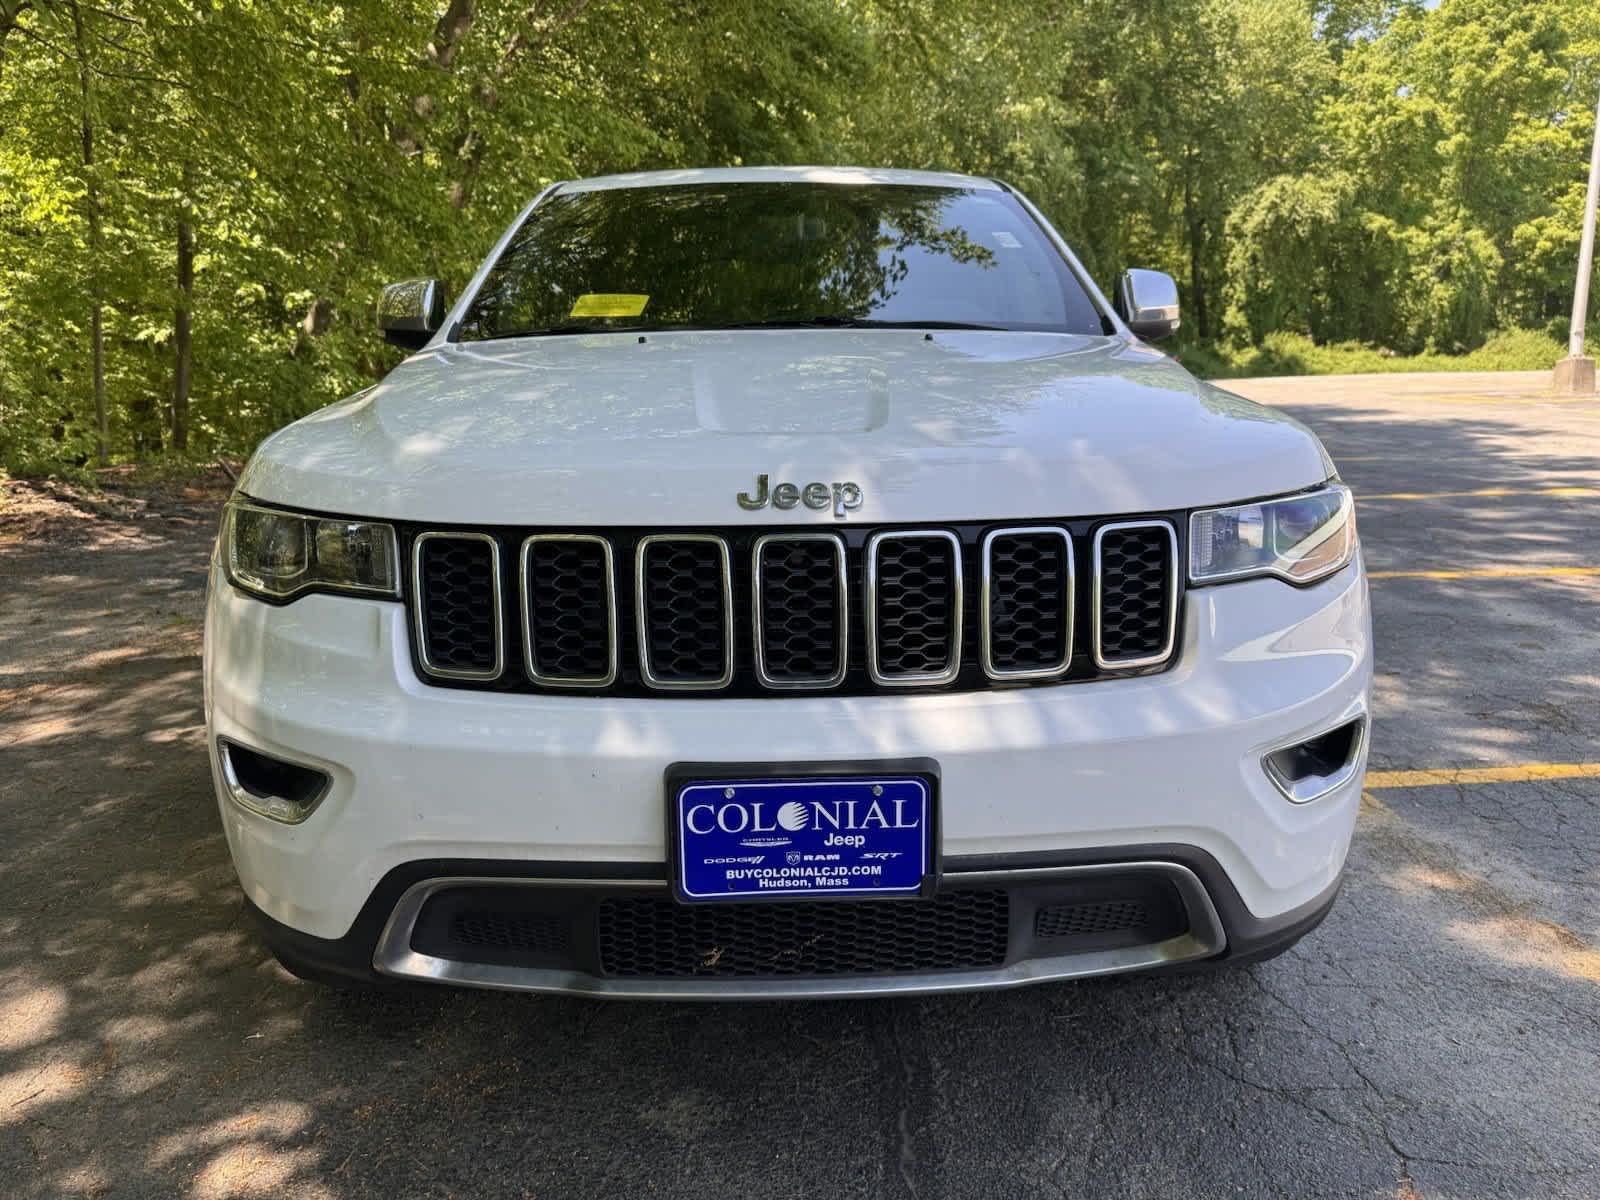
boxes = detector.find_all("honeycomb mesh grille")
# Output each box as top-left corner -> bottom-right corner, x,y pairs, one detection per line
524,538 -> 611,682
872,535 -> 959,679
757,537 -> 844,684
986,531 -> 1071,673
1035,899 -> 1150,939
416,536 -> 499,676
597,891 -> 1010,978
402,520 -> 1181,695
639,539 -> 729,685
449,910 -> 569,955
1096,524 -> 1175,664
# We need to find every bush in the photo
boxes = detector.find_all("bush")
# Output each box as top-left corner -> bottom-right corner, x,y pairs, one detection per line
1397,221 -> 1502,353
1180,328 -> 1565,380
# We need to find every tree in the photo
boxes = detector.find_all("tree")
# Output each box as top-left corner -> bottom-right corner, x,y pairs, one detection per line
1,0 -> 1596,473
1226,0 -> 1597,351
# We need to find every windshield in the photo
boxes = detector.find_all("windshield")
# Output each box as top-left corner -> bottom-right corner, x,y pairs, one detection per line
458,182 -> 1107,339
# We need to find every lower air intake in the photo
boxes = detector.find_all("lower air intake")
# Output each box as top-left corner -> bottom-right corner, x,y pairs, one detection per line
449,910 -> 569,955
1035,899 -> 1150,939
597,891 -> 1010,978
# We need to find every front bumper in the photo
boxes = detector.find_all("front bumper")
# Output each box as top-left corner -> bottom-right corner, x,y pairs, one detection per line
204,556 -> 1371,992
244,847 -> 1343,998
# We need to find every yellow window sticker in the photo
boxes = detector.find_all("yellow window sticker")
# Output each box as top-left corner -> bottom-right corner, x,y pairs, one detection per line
570,293 -> 649,318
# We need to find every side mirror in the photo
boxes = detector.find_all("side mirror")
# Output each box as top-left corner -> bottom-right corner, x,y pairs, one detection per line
378,278 -> 447,351
1115,269 -> 1180,341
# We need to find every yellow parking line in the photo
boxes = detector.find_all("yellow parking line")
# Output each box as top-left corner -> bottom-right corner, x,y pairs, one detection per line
1362,486 -> 1600,502
1368,566 -> 1600,580
1366,763 -> 1600,789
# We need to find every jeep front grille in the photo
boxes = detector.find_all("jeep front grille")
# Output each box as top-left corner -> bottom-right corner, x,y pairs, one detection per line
405,517 -> 1181,696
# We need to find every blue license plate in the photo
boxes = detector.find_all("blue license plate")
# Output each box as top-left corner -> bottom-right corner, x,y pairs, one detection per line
673,775 -> 933,902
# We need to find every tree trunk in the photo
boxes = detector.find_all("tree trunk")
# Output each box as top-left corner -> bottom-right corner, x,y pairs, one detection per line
1184,172 -> 1209,341
446,0 -> 592,211
428,0 -> 475,69
70,1 -> 107,465
0,2 -> 33,84
173,173 -> 194,453
1188,221 -> 1208,341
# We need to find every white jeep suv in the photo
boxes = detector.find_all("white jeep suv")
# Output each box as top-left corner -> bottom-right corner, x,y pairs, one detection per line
204,167 -> 1371,998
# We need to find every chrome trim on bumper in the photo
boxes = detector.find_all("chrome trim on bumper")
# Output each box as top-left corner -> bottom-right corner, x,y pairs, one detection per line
1263,715 -> 1369,805
370,862 -> 1226,999
216,737 -> 331,825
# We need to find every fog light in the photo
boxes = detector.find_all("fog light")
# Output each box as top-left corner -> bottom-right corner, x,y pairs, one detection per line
218,739 -> 331,823
1262,718 -> 1366,804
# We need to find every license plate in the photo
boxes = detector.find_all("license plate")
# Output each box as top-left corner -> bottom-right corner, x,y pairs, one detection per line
672,774 -> 934,902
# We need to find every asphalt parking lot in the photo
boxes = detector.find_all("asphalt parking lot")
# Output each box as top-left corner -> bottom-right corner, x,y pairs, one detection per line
2,370 -> 1598,1199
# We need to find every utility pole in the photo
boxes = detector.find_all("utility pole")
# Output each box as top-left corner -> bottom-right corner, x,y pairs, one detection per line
1556,84 -> 1600,395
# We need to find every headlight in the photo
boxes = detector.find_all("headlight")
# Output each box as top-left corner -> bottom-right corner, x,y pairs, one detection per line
1189,483 -> 1356,585
223,499 -> 398,601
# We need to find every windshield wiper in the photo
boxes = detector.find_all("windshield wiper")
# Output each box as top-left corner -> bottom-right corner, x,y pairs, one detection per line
474,324 -> 645,340
704,316 -> 1008,331
472,317 -> 1011,339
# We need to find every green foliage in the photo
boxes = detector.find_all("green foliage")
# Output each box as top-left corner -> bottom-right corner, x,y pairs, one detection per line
1223,172 -> 1403,345
1225,0 -> 1599,355
1181,327 -> 1569,380
0,0 -> 1596,475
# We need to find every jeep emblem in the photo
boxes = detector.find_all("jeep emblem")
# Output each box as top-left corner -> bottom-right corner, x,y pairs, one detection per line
737,473 -> 863,520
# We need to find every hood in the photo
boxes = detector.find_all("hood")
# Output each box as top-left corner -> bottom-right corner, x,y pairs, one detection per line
240,330 -> 1333,525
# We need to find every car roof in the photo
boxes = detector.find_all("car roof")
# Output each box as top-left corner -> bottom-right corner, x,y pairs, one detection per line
553,166 -> 1003,194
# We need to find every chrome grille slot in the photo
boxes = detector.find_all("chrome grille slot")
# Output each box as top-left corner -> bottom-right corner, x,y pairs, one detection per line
982,526 -> 1073,679
412,532 -> 503,680
635,535 -> 734,690
866,530 -> 962,686
520,535 -> 616,687
752,534 -> 847,689
1093,520 -> 1178,668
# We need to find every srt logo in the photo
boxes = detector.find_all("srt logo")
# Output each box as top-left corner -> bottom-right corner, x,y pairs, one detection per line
737,473 -> 863,519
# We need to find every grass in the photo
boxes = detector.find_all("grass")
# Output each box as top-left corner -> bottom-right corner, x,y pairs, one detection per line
1176,328 -> 1567,380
